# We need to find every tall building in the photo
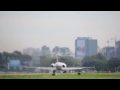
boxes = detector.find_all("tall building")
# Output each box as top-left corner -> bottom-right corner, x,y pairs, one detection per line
23,48 -> 41,67
102,47 -> 115,60
23,47 -> 40,56
75,37 -> 97,59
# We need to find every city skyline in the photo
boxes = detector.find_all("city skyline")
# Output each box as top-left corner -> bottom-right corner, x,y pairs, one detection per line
0,11 -> 120,53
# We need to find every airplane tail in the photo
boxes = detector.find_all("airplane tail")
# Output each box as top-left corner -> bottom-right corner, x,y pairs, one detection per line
56,54 -> 59,62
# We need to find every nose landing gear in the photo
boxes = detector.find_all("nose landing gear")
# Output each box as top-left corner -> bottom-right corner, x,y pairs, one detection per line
52,70 -> 56,76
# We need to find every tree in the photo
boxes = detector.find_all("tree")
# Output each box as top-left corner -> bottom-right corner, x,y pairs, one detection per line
0,53 -> 4,68
81,54 -> 108,72
2,52 -> 10,68
108,58 -> 120,72
40,56 -> 79,67
81,56 -> 92,66
13,51 -> 22,55
40,57 -> 53,67
21,54 -> 32,66
96,53 -> 107,60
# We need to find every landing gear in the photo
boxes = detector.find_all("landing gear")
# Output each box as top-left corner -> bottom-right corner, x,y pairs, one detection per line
63,70 -> 66,73
52,70 -> 56,76
77,72 -> 81,75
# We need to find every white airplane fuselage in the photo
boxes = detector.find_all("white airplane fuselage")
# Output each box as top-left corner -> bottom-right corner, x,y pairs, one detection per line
51,62 -> 67,71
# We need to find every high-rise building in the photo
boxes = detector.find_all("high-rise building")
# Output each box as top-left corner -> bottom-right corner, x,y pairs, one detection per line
102,47 -> 115,60
23,48 -> 41,66
23,47 -> 40,56
75,37 -> 97,59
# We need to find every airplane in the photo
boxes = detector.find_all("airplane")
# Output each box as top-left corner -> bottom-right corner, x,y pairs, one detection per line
34,54 -> 95,75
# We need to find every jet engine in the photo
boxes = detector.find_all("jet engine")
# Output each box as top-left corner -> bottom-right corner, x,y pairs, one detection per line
62,64 -> 66,68
51,63 -> 55,68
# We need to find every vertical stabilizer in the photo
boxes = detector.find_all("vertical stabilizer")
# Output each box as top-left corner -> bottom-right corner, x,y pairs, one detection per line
56,54 -> 59,62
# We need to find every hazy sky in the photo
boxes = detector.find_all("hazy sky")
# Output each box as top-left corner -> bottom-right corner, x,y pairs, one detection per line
0,11 -> 120,53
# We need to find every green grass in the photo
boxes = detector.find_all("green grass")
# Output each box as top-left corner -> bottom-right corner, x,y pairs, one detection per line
0,73 -> 120,79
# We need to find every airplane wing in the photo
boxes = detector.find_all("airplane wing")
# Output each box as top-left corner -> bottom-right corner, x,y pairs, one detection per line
62,67 -> 95,71
35,67 -> 95,70
26,66 -> 95,72
36,67 -> 55,70
25,67 -> 56,71
34,67 -> 83,73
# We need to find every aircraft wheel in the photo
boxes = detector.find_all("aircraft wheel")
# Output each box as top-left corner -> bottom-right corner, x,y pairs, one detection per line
53,70 -> 56,73
63,70 -> 66,73
52,70 -> 56,76
52,73 -> 56,76
78,72 -> 81,75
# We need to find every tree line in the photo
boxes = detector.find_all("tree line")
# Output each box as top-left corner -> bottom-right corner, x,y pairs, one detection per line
82,53 -> 120,72
0,51 -> 32,68
0,51 -> 120,72
40,53 -> 120,72
0,51 -> 81,69
40,56 -> 82,67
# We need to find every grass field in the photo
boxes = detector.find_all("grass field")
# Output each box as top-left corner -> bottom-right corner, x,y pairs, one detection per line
0,73 -> 120,79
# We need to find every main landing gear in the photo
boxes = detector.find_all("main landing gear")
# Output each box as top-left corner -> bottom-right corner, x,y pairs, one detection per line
63,70 -> 66,73
77,72 -> 81,75
52,70 -> 56,76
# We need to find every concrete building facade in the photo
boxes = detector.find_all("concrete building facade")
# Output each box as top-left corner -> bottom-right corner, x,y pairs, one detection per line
75,37 -> 97,59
